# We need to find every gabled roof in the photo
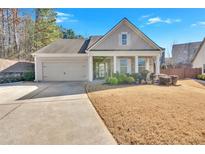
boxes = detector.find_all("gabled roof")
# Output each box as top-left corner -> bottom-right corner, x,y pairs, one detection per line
87,36 -> 102,49
172,41 -> 202,64
87,17 -> 164,51
34,18 -> 164,55
191,38 -> 205,62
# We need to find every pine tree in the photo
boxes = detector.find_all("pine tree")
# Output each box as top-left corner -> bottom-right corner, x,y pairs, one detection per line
34,9 -> 61,50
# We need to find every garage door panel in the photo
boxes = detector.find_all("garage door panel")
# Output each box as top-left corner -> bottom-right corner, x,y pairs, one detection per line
42,60 -> 87,81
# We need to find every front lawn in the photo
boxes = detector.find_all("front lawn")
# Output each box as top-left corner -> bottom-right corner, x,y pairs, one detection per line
86,80 -> 205,144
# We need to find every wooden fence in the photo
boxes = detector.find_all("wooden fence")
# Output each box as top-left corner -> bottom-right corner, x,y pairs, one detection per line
160,68 -> 202,79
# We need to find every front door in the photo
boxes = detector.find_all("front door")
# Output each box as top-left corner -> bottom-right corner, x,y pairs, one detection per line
94,62 -> 108,79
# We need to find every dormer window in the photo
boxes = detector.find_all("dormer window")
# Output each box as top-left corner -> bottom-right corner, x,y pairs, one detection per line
121,33 -> 127,45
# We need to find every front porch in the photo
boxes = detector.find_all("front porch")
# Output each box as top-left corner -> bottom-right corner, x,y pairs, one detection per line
88,55 -> 160,81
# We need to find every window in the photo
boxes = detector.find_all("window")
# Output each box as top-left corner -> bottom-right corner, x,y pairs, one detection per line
138,58 -> 146,73
203,64 -> 205,73
121,33 -> 127,45
120,59 -> 128,74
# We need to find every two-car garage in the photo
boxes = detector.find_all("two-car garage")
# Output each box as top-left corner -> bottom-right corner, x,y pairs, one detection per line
35,57 -> 88,81
33,39 -> 90,81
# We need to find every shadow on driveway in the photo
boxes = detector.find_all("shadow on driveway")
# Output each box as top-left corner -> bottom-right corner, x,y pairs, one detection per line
17,81 -> 86,100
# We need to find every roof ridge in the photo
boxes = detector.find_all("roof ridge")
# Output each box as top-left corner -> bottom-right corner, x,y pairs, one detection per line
87,17 -> 164,51
173,41 -> 202,46
191,38 -> 205,62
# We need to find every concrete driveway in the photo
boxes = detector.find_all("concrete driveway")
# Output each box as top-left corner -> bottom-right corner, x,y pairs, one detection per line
0,82 -> 116,144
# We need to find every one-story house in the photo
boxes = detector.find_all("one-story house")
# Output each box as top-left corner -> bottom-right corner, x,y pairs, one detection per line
33,18 -> 164,81
192,38 -> 205,74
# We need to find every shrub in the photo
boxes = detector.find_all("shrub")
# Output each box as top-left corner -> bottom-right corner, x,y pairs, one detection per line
196,74 -> 205,80
118,73 -> 127,84
131,73 -> 141,81
105,77 -> 111,83
126,76 -> 135,84
197,74 -> 202,79
106,77 -> 118,85
109,77 -> 118,85
23,71 -> 35,81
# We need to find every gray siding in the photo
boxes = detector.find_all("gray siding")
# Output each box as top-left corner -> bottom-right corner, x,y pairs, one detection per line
91,22 -> 156,50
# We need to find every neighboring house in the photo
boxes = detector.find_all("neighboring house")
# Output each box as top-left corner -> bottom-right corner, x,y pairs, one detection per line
0,58 -> 34,73
33,18 -> 164,81
192,38 -> 205,74
172,41 -> 202,67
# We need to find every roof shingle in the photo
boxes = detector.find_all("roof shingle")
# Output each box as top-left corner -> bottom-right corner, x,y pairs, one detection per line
35,39 -> 87,54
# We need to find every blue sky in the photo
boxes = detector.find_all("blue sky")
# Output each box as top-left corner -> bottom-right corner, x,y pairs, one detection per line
55,9 -> 205,56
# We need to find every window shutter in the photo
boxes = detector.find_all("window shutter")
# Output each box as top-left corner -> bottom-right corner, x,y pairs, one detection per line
118,33 -> 122,45
127,33 -> 130,45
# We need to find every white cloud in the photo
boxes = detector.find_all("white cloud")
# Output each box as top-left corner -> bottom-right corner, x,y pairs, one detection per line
147,17 -> 181,25
141,14 -> 152,19
147,17 -> 161,24
191,23 -> 197,27
56,11 -> 78,23
56,11 -> 73,17
199,21 -> 205,25
191,21 -> 205,27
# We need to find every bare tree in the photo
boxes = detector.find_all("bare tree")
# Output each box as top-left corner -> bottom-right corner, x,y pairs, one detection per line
11,8 -> 19,54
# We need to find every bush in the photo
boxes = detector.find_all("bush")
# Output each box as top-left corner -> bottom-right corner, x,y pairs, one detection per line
131,73 -> 142,82
105,77 -> 111,83
196,74 -> 205,80
106,77 -> 118,85
109,77 -> 118,85
126,76 -> 135,84
23,71 -> 35,81
118,73 -> 127,84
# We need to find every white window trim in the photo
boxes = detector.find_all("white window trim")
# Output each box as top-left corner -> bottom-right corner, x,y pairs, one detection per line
120,32 -> 128,46
138,57 -> 146,73
118,58 -> 131,74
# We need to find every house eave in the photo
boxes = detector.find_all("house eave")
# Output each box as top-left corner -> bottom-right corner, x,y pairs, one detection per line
89,49 -> 161,51
32,53 -> 88,57
88,50 -> 161,56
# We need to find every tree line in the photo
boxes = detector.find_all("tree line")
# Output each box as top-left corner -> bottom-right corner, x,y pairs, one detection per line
0,8 -> 83,61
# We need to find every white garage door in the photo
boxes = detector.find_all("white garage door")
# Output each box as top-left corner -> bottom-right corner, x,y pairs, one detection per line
42,60 -> 87,81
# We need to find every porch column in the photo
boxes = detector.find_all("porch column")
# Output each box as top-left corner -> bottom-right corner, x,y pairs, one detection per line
113,56 -> 117,73
34,56 -> 38,82
155,55 -> 160,74
135,56 -> 139,73
146,58 -> 150,70
88,56 -> 93,81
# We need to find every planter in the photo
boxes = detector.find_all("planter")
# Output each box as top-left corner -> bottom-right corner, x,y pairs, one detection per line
159,75 -> 172,86
170,75 -> 178,85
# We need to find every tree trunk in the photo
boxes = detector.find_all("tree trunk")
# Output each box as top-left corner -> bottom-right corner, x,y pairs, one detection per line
0,9 -> 5,58
11,9 -> 19,59
6,9 -> 11,57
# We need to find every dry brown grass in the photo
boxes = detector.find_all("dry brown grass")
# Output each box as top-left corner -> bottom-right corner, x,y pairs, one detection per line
87,80 -> 205,144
